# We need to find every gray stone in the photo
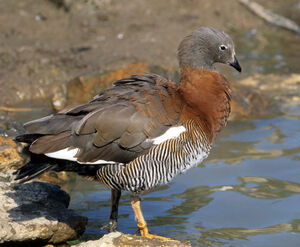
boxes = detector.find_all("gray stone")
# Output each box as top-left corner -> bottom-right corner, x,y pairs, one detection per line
0,180 -> 87,245
75,232 -> 192,247
0,136 -> 28,173
76,232 -> 122,247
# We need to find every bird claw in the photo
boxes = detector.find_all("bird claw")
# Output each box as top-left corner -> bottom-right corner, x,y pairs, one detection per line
137,230 -> 170,240
100,220 -> 118,233
136,223 -> 170,240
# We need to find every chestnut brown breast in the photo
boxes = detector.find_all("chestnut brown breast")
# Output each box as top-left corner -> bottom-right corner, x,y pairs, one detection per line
178,66 -> 231,143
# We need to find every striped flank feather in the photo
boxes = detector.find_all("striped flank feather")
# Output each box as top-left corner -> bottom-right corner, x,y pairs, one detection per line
97,120 -> 211,193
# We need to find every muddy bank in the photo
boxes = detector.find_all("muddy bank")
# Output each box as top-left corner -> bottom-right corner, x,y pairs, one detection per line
0,0 -> 299,106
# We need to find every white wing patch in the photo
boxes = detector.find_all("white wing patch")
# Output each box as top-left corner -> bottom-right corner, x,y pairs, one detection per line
45,148 -> 116,164
46,148 -> 78,161
151,126 -> 186,145
45,126 -> 186,163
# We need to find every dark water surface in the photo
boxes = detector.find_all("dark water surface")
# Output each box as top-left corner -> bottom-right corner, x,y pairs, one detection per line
62,110 -> 300,247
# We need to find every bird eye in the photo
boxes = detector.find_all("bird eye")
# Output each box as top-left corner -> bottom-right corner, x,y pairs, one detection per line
219,45 -> 227,51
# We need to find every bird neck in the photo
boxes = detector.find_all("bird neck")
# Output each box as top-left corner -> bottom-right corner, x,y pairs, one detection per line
178,66 -> 231,144
179,59 -> 216,72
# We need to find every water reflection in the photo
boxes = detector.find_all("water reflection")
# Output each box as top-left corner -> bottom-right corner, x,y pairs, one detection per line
237,176 -> 300,199
208,116 -> 300,165
147,186 -> 213,227
198,219 -> 300,246
147,175 -> 300,224
143,174 -> 300,245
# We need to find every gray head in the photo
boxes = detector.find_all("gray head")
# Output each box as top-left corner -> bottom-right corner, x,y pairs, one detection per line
177,27 -> 241,72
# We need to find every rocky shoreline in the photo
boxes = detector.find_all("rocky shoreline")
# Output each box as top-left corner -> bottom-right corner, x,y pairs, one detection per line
0,178 -> 87,246
0,142 -> 87,246
73,232 -> 191,247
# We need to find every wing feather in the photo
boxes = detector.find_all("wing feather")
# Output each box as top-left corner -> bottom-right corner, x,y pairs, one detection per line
21,74 -> 182,163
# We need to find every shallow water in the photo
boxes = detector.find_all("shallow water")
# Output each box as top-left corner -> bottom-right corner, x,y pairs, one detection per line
59,110 -> 300,246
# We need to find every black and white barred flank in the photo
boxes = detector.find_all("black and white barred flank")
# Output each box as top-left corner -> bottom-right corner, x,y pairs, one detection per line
97,120 -> 211,193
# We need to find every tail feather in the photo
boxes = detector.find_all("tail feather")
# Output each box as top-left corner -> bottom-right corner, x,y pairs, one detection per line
14,162 -> 54,183
14,154 -> 106,183
14,134 -> 44,144
29,131 -> 72,154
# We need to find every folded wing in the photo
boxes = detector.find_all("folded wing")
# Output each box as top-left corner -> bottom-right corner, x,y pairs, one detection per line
21,74 -> 183,164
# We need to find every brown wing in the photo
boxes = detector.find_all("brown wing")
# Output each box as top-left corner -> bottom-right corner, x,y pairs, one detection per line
25,74 -> 183,163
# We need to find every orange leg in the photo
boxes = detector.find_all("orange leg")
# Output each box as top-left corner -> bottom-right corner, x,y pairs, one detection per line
130,195 -> 170,240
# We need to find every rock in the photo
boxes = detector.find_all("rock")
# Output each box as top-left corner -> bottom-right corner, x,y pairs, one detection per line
75,232 -> 122,247
0,114 -> 26,137
52,84 -> 68,111
75,232 -> 191,247
38,171 -> 71,184
230,83 -> 280,120
54,63 -> 279,119
0,135 -> 71,184
0,181 -> 87,245
240,73 -> 300,104
50,0 -> 112,13
52,63 -> 151,110
0,136 -> 28,172
239,73 -> 300,115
